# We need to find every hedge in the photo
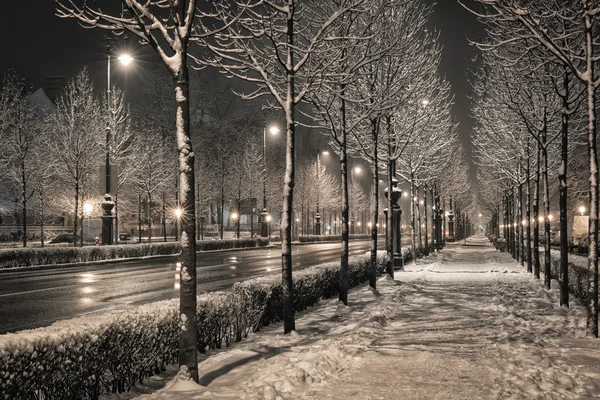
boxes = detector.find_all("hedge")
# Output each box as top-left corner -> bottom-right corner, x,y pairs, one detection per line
0,251 -> 389,400
0,239 -> 269,269
549,250 -> 589,302
298,234 -> 382,243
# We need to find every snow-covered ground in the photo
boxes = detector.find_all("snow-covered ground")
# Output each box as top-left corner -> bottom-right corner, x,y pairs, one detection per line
107,235 -> 600,400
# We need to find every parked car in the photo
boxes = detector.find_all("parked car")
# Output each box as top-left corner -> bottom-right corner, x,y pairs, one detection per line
50,234 -> 74,244
118,233 -> 137,244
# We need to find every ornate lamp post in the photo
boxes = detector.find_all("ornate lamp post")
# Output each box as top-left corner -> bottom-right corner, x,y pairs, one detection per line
384,174 -> 402,269
102,38 -> 133,246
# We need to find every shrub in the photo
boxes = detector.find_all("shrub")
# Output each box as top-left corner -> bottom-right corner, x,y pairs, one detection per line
550,250 -> 589,301
0,251 -> 389,400
297,234 -> 381,243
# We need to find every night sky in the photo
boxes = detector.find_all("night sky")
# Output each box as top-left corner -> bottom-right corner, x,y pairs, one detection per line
0,1 -> 483,186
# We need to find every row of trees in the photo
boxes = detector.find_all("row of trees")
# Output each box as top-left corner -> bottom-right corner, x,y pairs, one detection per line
463,0 -> 600,336
55,0 -> 474,381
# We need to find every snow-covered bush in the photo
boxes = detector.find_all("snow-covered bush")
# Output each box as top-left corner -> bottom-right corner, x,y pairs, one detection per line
0,251 -> 389,400
0,242 -> 181,269
234,251 -> 390,329
297,234 -> 381,243
0,239 -> 269,269
550,250 -> 589,301
197,238 -> 268,252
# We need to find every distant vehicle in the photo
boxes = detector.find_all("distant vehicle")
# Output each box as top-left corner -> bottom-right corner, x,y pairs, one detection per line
118,233 -> 137,244
570,216 -> 589,252
50,234 -> 74,244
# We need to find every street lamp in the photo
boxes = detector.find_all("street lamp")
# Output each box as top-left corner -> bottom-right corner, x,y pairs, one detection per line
579,206 -> 586,215
261,125 -> 279,239
174,207 -> 182,241
102,35 -> 133,246
231,212 -> 239,239
315,146 -> 329,235
266,214 -> 272,241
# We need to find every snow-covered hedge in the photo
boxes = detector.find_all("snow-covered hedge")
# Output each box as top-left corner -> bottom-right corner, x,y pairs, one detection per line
0,242 -> 181,269
0,251 -> 389,400
298,234 -> 381,243
234,251 -> 390,328
550,250 -> 589,301
0,239 -> 269,269
197,238 -> 268,252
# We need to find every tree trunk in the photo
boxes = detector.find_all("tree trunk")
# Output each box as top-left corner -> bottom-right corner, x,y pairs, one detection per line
543,113 -> 551,289
174,62 -> 198,380
410,172 -> 416,255
21,160 -> 27,248
424,185 -> 429,254
517,178 -> 525,265
163,192 -> 167,242
534,144 -> 541,279
526,143 -> 532,274
138,194 -> 142,243
281,5 -> 296,333
147,193 -> 153,244
39,187 -> 45,248
73,172 -> 79,248
339,94 -> 350,306
369,118 -> 378,290
559,70 -> 569,307
220,190 -> 224,240
386,157 -> 394,276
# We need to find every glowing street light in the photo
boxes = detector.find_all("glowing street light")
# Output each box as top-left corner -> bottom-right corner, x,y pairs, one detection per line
231,212 -> 240,239
354,167 -> 361,174
579,206 -> 586,215
174,208 -> 182,218
118,54 -> 134,65
83,202 -> 94,216
548,214 -> 554,221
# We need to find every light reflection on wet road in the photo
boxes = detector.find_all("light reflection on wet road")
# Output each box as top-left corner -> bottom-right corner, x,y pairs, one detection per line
0,240 -> 389,334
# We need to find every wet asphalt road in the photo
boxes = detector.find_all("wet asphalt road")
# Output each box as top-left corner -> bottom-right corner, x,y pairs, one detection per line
0,240 -> 393,334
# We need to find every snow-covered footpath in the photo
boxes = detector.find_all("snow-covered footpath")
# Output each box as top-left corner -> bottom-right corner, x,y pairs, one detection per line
108,236 -> 600,400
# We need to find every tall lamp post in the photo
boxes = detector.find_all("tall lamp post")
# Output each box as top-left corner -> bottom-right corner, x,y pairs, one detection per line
315,147 -> 329,235
102,37 -> 133,246
261,125 -> 279,239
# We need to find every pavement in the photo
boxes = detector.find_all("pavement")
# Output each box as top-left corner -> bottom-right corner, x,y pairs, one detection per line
115,235 -> 600,400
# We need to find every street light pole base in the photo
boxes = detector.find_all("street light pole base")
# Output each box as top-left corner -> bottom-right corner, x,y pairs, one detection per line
260,209 -> 269,239
101,193 -> 114,245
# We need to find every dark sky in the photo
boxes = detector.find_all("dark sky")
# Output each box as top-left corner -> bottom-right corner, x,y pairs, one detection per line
1,1 -> 484,187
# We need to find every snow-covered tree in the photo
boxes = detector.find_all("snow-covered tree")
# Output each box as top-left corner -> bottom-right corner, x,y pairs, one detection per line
49,69 -> 103,246
198,0 -> 374,330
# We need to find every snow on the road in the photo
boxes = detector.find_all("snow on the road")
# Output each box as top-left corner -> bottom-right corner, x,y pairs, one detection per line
108,236 -> 600,400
